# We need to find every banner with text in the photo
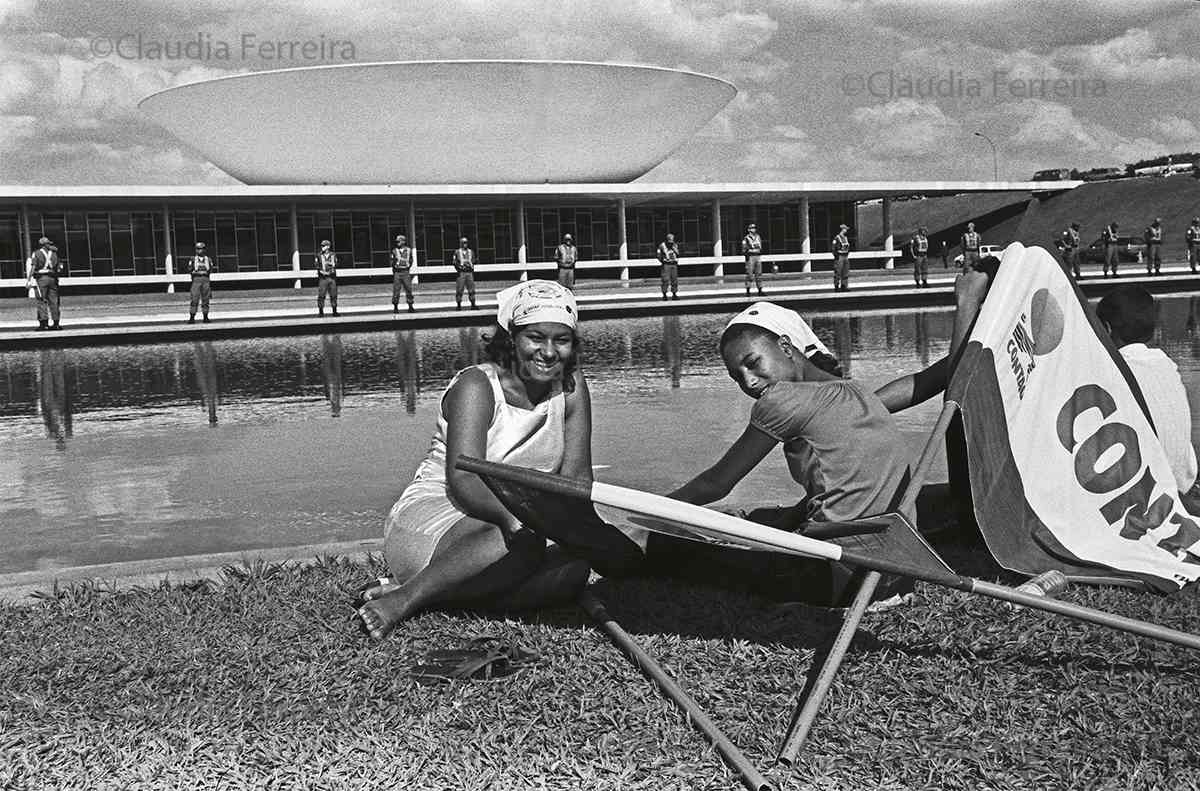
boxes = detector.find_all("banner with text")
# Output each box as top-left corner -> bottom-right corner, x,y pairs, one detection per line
946,242 -> 1200,592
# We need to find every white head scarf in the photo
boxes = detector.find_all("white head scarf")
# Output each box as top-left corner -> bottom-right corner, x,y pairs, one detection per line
496,280 -> 578,331
724,301 -> 833,359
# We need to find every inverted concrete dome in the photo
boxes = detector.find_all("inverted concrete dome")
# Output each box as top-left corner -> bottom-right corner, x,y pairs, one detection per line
138,60 -> 737,184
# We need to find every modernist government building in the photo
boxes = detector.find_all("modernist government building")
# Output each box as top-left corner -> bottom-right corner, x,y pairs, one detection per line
0,61 -> 1057,291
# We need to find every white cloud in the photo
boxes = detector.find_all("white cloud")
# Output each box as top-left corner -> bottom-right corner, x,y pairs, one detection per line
1150,115 -> 1200,144
849,99 -> 959,157
736,124 -> 816,174
1053,28 -> 1200,85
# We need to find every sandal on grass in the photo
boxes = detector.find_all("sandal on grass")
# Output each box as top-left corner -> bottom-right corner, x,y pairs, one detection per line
409,637 -> 540,684
352,576 -> 395,605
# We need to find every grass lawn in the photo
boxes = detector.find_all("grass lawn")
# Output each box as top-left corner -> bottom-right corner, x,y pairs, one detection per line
2,526 -> 1199,791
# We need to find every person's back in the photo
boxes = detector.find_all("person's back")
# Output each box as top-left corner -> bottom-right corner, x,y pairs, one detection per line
1097,285 -> 1197,493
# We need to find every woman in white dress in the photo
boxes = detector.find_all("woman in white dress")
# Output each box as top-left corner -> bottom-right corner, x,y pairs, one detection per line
356,281 -> 599,640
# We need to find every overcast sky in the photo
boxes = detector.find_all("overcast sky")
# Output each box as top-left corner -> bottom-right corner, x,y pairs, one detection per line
1,0 -> 1198,185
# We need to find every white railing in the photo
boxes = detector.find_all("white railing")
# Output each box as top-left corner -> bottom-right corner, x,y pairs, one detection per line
0,251 -> 902,290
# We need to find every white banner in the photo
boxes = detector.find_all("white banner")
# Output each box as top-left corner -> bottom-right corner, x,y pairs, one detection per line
955,242 -> 1200,589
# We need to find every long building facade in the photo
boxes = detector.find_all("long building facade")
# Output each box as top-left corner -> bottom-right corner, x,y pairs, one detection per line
0,182 -> 1070,288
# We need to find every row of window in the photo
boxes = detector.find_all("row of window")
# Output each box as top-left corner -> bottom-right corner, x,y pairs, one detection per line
0,202 -> 856,279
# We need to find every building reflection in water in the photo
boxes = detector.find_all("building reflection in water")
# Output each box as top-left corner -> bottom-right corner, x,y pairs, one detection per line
832,315 -> 855,377
884,314 -> 896,352
1187,296 -> 1199,337
38,349 -> 73,450
321,334 -> 344,417
395,330 -> 421,414
192,341 -> 220,426
458,326 -> 480,368
661,315 -> 682,388
914,312 -> 931,368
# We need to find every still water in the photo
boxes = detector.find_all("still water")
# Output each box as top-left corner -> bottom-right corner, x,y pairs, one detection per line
4,297 -> 1200,574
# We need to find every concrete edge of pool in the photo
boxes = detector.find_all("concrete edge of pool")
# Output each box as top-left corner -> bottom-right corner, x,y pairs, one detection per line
0,538 -> 383,605
3,268 -> 1199,350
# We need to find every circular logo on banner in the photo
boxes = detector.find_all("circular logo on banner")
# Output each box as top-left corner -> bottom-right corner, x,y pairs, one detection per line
1030,288 -> 1065,355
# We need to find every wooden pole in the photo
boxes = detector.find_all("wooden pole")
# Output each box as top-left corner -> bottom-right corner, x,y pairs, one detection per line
777,401 -> 958,764
776,570 -> 880,765
579,592 -> 774,791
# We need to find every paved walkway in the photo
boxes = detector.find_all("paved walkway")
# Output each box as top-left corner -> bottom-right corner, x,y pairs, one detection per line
4,260 -> 1198,347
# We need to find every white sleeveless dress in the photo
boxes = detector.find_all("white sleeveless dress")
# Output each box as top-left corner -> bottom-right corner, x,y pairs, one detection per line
383,363 -> 567,580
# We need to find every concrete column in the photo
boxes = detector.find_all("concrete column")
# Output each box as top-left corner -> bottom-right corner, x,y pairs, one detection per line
617,199 -> 629,281
289,202 -> 301,288
882,196 -> 894,270
409,201 -> 419,286
516,200 -> 528,281
712,199 -> 723,277
799,197 -> 811,273
20,204 -> 34,297
162,202 -> 175,293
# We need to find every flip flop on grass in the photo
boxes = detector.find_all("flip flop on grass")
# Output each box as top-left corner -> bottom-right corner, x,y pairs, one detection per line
409,637 -> 540,684
352,576 -> 396,606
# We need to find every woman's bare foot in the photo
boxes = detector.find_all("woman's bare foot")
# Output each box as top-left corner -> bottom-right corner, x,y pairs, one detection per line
355,588 -> 414,641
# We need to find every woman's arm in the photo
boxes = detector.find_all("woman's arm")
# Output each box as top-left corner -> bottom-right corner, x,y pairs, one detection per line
442,368 -> 523,537
875,356 -> 950,413
668,424 -> 778,505
560,369 -> 594,483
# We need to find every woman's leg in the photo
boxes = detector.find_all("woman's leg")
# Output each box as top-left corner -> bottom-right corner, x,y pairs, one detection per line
358,519 -> 558,639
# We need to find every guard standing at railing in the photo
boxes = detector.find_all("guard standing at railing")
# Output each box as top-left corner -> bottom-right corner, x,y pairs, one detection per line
961,222 -> 981,271
1144,218 -> 1164,275
1102,221 -> 1120,277
832,224 -> 851,291
1057,221 -> 1081,279
908,226 -> 930,288
391,234 -> 415,313
741,223 -> 764,297
657,232 -> 680,300
453,236 -> 477,310
187,241 -> 215,323
25,235 -> 62,330
316,239 -> 339,316
555,233 -> 578,291
1186,218 -> 1200,274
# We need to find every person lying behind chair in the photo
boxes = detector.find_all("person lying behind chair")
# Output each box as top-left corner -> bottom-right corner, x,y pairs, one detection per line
655,275 -> 989,608
355,281 -> 636,640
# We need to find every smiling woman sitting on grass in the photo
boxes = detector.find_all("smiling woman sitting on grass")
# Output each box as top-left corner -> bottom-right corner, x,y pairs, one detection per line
356,281 -> 626,640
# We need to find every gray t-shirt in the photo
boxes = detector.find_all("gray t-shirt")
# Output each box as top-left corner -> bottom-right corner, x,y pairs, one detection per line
750,379 -> 910,522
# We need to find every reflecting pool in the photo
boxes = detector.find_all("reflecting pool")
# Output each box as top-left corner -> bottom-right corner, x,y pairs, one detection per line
3,296 -> 1200,574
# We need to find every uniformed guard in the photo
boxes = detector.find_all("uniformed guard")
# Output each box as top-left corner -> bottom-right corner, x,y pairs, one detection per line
187,241 -> 215,323
1144,218 -> 1164,275
656,232 -> 680,300
391,234 -> 415,313
1186,217 -> 1200,273
25,236 -> 62,330
1057,221 -> 1082,279
1102,221 -> 1120,277
832,224 -> 851,291
741,223 -> 764,296
961,222 -> 982,271
453,236 -> 477,310
909,226 -> 930,287
316,239 -> 338,315
555,233 -> 578,290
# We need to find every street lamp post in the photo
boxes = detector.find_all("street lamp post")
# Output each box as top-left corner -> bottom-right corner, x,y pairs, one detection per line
974,131 -> 998,181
